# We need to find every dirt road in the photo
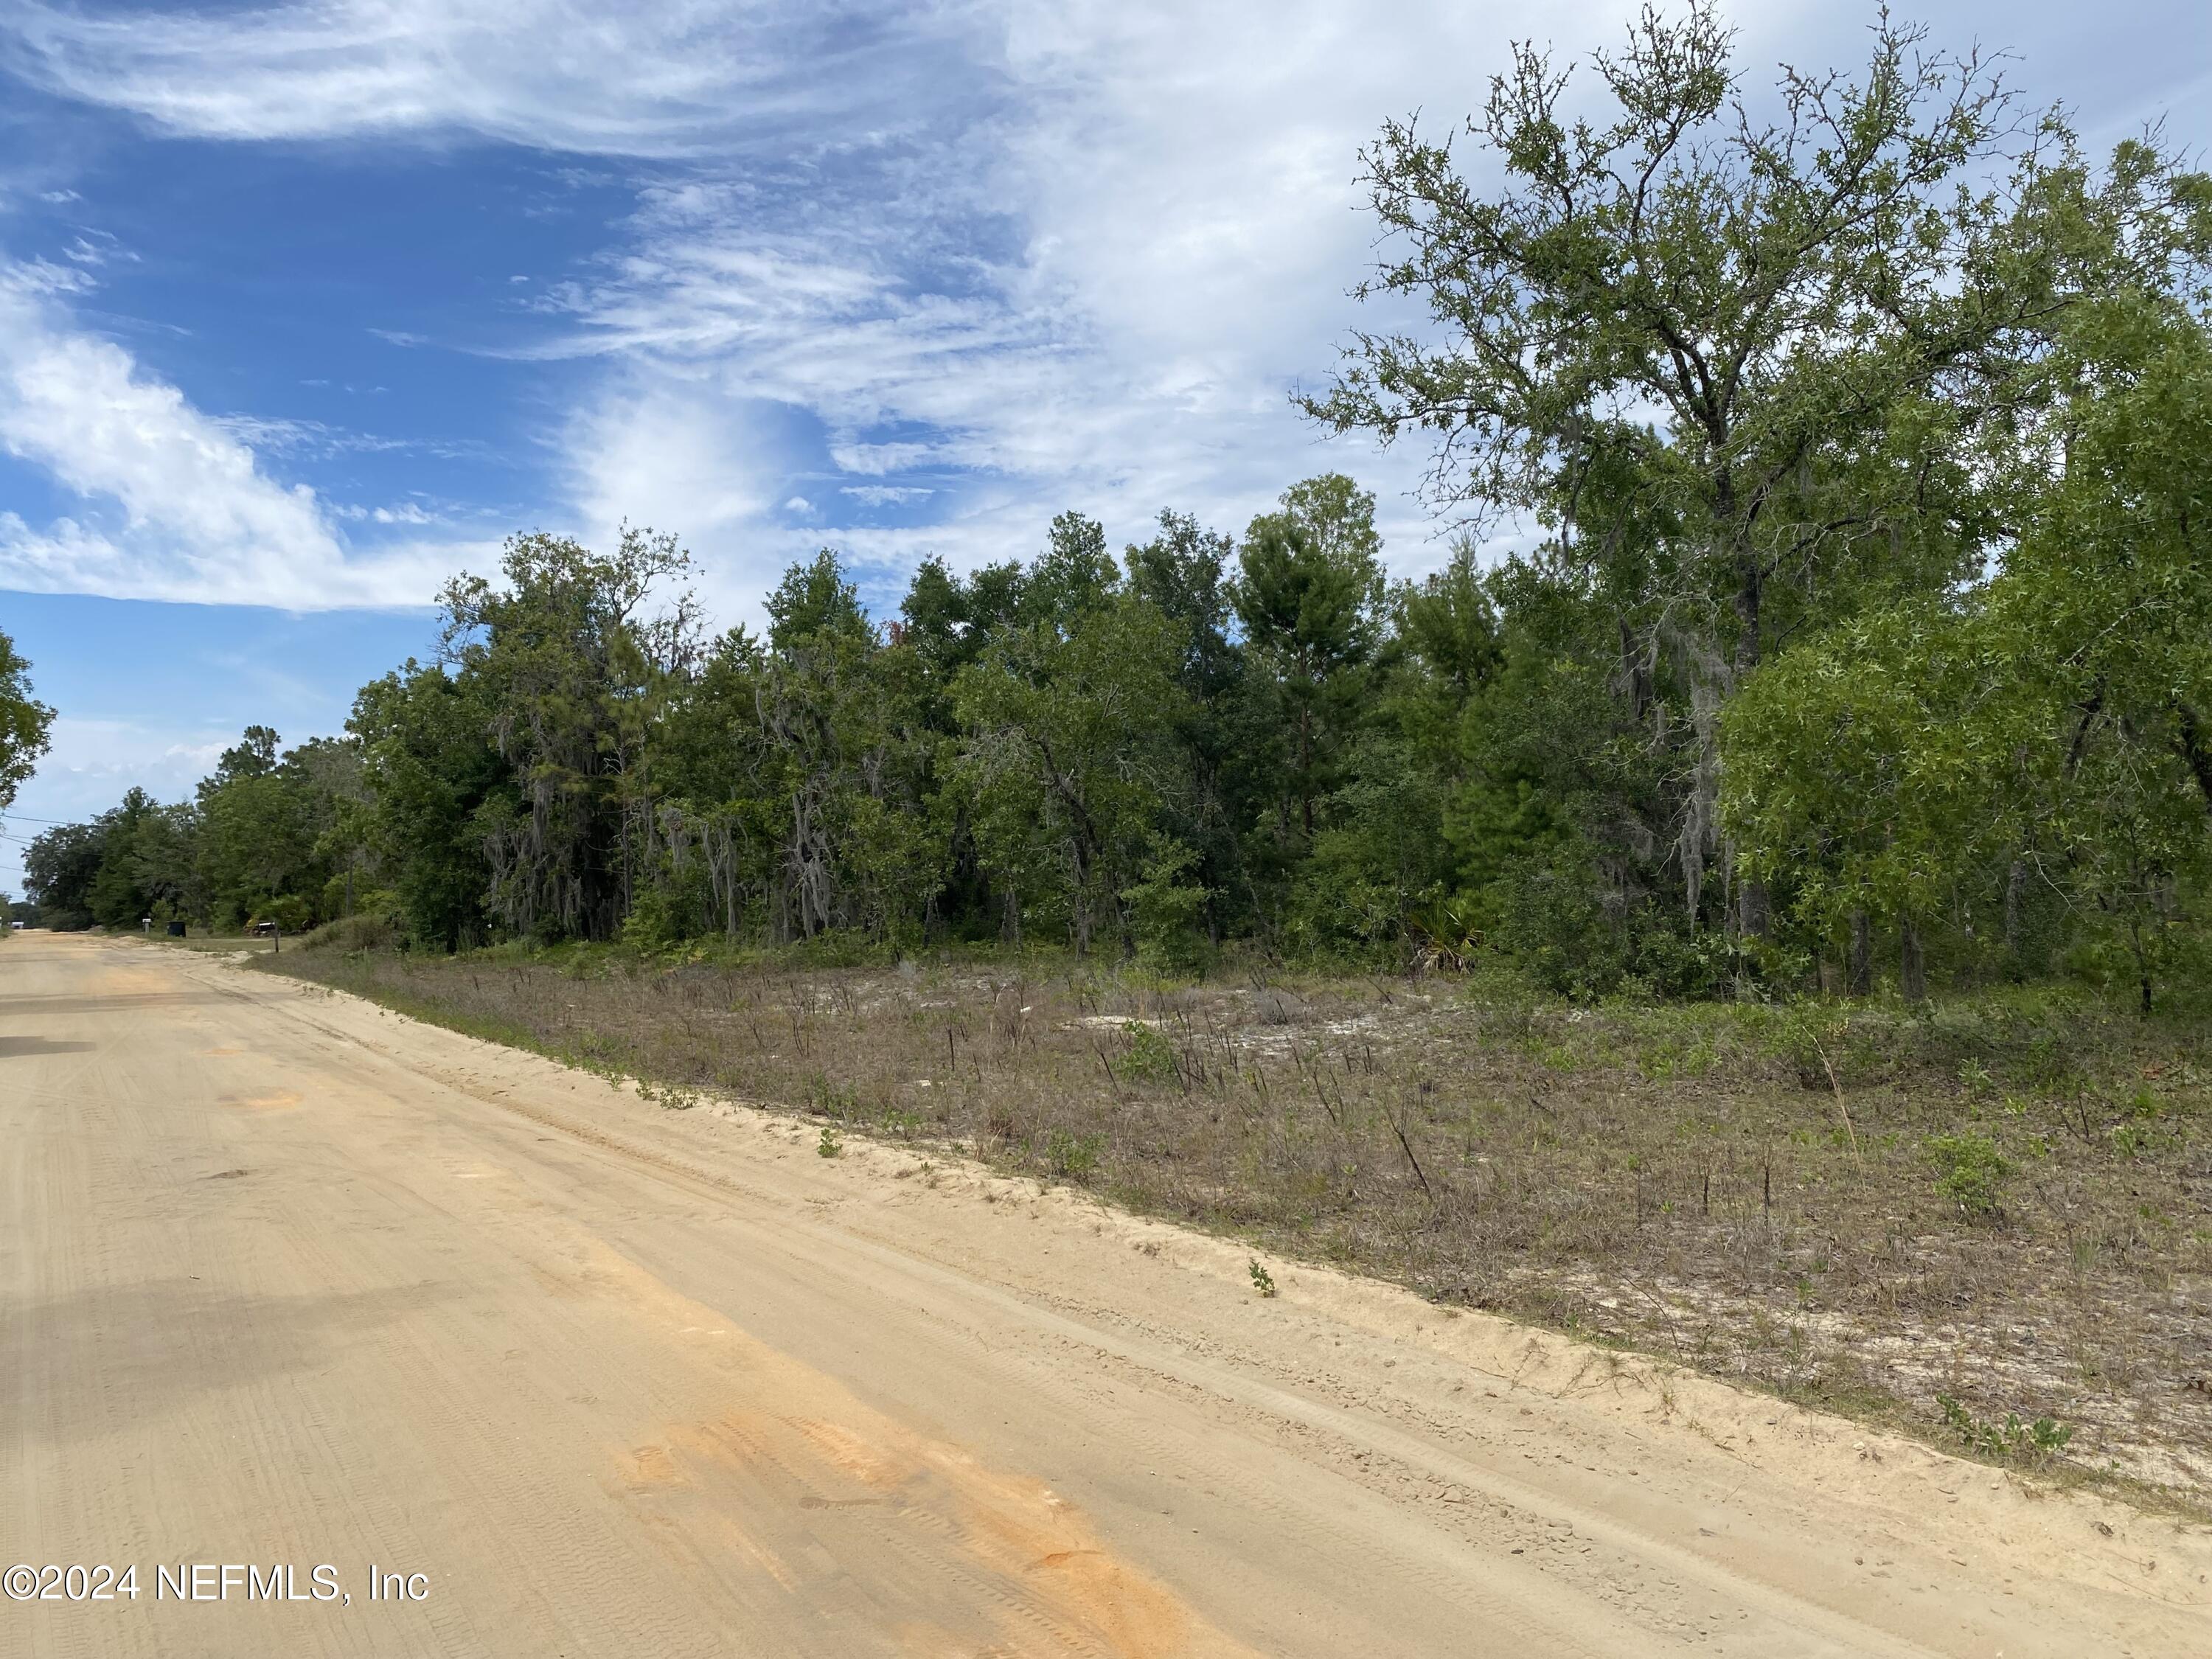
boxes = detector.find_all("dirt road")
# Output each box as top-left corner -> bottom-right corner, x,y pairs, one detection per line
2,933 -> 2204,1656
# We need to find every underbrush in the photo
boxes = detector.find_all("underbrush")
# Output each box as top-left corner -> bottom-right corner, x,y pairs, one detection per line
296,914 -> 401,954
257,943 -> 2212,1509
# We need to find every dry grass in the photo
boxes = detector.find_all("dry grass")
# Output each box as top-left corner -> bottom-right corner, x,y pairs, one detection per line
261,942 -> 2212,1509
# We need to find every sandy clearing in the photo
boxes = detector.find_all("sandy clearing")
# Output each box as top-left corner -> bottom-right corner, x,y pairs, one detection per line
1,932 -> 2205,1657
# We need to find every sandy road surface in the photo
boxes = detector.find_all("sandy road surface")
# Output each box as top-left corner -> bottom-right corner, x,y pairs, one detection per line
2,933 -> 2205,1657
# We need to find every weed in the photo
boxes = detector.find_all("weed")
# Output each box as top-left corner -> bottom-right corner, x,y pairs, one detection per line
807,1074 -> 860,1118
1248,1257 -> 1278,1298
818,1125 -> 843,1159
1045,1127 -> 1106,1180
1936,1393 -> 2073,1464
1925,1133 -> 2011,1219
1119,1020 -> 1180,1085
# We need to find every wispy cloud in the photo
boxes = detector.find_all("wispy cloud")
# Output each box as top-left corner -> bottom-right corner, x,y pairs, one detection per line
0,0 -> 1674,613
1,0 -> 999,156
841,485 -> 934,506
0,270 -> 485,607
213,413 -> 414,458
20,0 -> 2184,621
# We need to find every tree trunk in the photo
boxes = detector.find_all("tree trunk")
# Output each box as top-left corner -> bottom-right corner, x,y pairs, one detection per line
1733,560 -> 1762,676
1900,918 -> 1927,1005
2002,859 -> 2027,964
1847,910 -> 1872,997
1737,877 -> 1770,942
2174,700 -> 2212,819
2127,915 -> 2154,1017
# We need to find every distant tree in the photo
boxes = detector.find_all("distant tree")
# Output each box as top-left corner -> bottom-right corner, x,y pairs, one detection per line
439,525 -> 695,941
22,818 -> 104,929
1234,475 -> 1385,846
1020,512 -> 1120,634
1125,509 -> 1246,941
766,549 -> 872,650
350,664 -> 508,950
953,537 -> 1190,954
200,725 -> 281,797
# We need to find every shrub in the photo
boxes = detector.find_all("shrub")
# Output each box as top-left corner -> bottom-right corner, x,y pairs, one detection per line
1121,835 -> 1211,971
299,913 -> 400,954
1925,1133 -> 2011,1218
1044,1127 -> 1105,1180
1118,1020 -> 1180,1085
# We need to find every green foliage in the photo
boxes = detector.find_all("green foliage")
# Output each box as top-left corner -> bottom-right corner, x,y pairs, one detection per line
1248,1258 -> 1279,1298
350,663 -> 505,949
299,912 -> 400,954
953,571 -> 1190,955
1234,475 -> 1383,852
817,1124 -> 843,1159
0,627 -> 54,814
1044,1127 -> 1105,1180
440,525 -> 694,942
1121,835 -> 1210,970
1925,1133 -> 2011,1219
1117,1021 -> 1180,1085
1725,291 -> 2212,1009
21,817 -> 104,928
1936,1394 -> 2073,1464
1308,0 -> 2212,988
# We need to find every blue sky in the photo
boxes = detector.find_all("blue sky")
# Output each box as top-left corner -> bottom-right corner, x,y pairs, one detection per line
1,1 -> 2208,893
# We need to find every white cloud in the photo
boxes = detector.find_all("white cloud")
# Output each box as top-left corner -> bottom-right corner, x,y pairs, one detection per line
494,3 -> 1548,582
560,368 -> 799,613
10,0 -> 2205,616
841,485 -> 933,506
0,715 -> 225,843
2,0 -> 995,156
4,0 -> 1512,588
3,256 -> 94,296
0,271 -> 480,606
332,500 -> 439,526
212,413 -> 413,457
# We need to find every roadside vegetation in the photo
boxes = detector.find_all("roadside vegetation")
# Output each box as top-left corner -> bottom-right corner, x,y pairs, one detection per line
17,6 -> 2212,1504
263,936 -> 2212,1509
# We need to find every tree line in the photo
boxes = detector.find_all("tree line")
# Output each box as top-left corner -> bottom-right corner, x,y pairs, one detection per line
16,7 -> 2212,1004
